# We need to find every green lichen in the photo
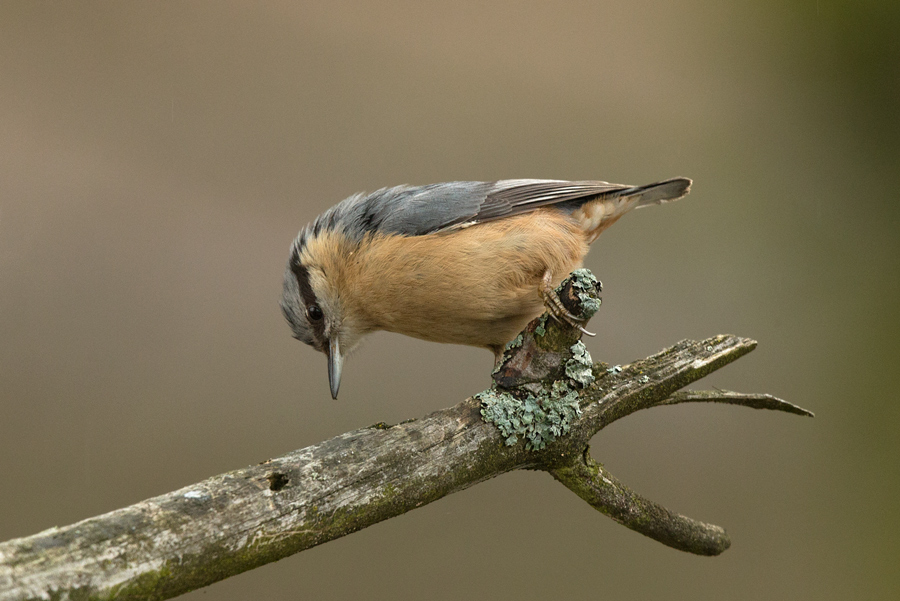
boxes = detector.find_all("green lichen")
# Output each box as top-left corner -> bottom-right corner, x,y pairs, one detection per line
504,333 -> 524,350
568,268 -> 602,317
565,341 -> 595,387
534,314 -> 549,337
478,382 -> 582,451
480,268 -> 603,450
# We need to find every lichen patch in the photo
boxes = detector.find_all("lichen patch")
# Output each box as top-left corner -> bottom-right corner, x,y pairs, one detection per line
478,381 -> 582,451
565,341 -> 595,387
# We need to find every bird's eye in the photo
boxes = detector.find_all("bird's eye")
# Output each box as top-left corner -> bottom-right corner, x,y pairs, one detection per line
306,304 -> 323,321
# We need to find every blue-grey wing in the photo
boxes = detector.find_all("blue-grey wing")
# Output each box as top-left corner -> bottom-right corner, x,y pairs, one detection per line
324,179 -> 637,240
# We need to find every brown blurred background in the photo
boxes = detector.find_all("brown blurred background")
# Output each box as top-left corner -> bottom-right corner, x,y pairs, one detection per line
1,1 -> 898,599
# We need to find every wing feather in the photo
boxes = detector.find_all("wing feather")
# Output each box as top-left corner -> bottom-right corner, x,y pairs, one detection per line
298,178 -> 687,244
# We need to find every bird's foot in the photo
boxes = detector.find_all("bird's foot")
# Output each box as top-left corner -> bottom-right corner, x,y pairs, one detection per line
540,271 -> 596,337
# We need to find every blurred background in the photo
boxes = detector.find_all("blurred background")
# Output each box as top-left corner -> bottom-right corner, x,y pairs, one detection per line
1,1 -> 897,599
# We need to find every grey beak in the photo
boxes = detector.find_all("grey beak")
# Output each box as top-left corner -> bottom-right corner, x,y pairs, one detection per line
327,337 -> 343,399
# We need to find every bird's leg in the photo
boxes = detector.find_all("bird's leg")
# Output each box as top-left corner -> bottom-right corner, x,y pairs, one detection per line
540,271 -> 596,337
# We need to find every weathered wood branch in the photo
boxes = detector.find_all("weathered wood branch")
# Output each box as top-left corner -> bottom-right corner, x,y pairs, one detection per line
0,271 -> 811,601
551,452 -> 730,556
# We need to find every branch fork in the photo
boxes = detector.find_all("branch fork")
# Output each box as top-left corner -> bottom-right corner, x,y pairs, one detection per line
484,269 -> 812,555
0,270 -> 812,600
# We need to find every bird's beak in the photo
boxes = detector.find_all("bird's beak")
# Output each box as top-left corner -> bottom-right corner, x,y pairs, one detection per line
327,336 -> 343,400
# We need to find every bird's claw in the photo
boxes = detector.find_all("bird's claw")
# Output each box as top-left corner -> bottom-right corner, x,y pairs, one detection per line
540,271 -> 597,337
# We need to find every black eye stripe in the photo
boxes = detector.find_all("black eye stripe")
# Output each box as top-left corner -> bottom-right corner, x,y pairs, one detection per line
290,259 -> 316,306
290,257 -> 327,339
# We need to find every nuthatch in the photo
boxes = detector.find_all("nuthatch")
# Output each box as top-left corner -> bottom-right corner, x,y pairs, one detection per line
282,177 -> 691,398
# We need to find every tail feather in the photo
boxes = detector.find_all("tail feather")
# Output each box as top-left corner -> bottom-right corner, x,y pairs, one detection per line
572,176 -> 692,243
627,177 -> 692,208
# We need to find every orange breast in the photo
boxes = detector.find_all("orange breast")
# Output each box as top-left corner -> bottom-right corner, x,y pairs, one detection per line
347,209 -> 589,350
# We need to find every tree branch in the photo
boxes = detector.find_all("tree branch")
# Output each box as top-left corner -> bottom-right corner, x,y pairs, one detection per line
659,390 -> 814,416
550,450 -> 730,556
0,271 -> 811,601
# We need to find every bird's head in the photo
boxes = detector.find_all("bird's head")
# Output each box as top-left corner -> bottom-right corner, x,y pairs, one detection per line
281,228 -> 368,399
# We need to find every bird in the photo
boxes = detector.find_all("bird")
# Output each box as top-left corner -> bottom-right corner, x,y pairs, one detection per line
281,176 -> 691,399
